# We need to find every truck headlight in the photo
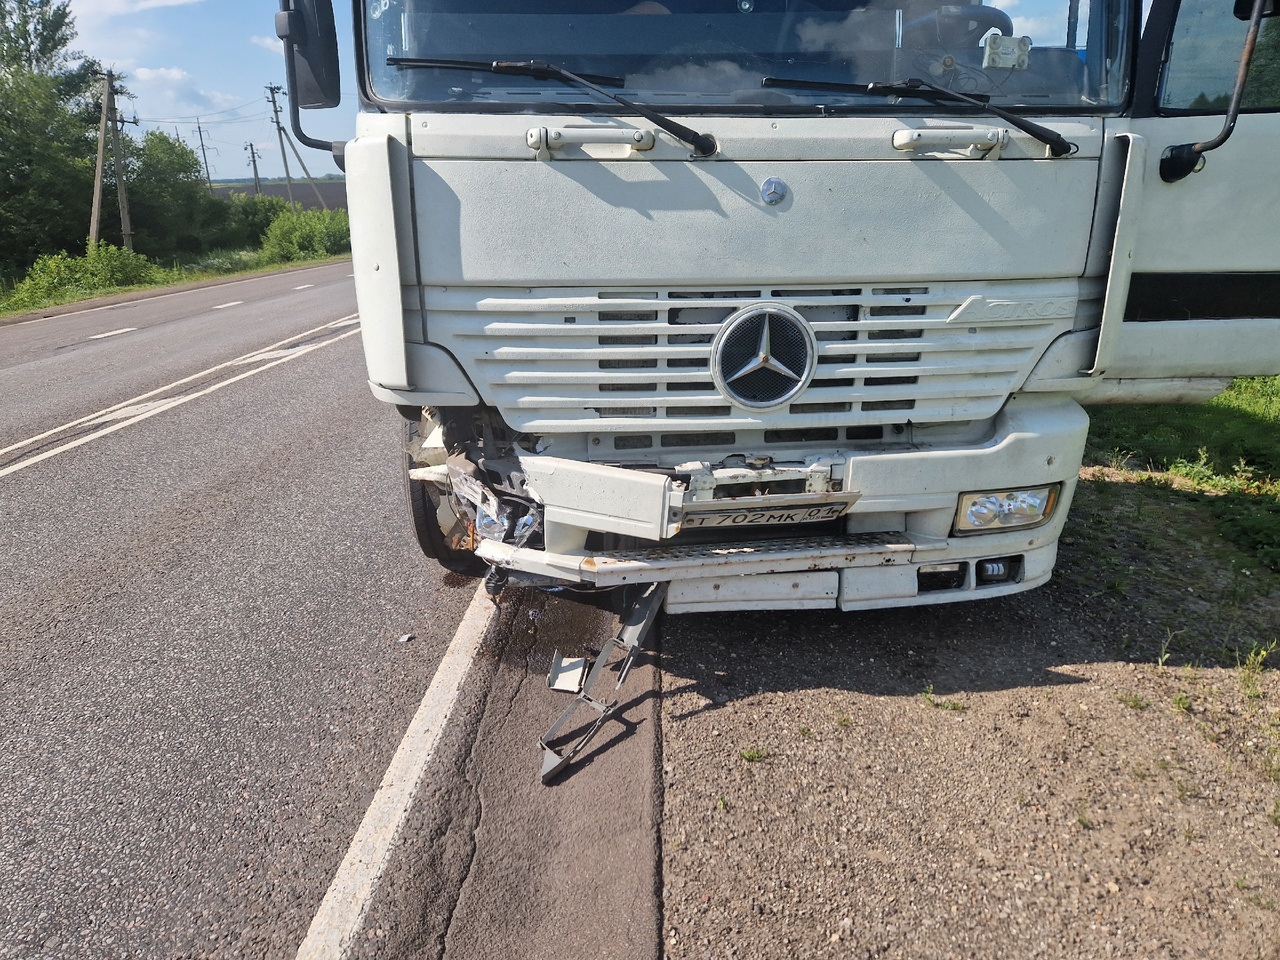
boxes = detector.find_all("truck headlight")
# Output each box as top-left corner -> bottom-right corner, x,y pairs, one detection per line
954,485 -> 1059,534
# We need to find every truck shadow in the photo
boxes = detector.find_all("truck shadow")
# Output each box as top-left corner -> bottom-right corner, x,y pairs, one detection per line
514,471 -> 1280,779
652,471 -> 1280,713
656,592 -> 1096,720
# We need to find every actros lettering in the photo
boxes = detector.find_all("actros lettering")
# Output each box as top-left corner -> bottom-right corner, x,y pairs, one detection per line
981,299 -> 1076,320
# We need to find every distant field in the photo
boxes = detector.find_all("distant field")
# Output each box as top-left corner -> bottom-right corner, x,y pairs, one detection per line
213,180 -> 347,211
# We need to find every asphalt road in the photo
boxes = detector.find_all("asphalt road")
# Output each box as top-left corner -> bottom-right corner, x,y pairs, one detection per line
0,269 -> 661,960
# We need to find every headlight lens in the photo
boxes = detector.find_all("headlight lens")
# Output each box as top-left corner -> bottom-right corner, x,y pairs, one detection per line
955,485 -> 1059,534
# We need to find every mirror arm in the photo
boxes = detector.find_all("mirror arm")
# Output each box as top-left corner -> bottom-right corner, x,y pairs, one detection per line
1160,0 -> 1267,182
276,0 -> 338,155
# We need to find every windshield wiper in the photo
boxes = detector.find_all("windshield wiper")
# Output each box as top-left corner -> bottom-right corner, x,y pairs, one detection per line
389,57 -> 718,157
762,75 -> 1076,158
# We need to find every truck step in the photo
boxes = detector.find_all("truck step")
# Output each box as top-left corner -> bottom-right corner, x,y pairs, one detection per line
584,532 -> 941,587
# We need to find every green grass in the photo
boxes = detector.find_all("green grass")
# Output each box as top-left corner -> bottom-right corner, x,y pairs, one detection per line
1086,378 -> 1280,572
0,252 -> 351,323
921,683 -> 968,712
1,208 -> 353,321
1118,692 -> 1151,710
1239,639 -> 1276,702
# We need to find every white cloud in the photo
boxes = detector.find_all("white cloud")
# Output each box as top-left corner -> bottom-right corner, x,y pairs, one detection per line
71,0 -> 203,64
82,0 -> 203,15
251,35 -> 283,56
134,66 -> 190,82
125,62 -> 248,123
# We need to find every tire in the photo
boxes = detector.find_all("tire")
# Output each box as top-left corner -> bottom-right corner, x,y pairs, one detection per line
403,419 -> 487,578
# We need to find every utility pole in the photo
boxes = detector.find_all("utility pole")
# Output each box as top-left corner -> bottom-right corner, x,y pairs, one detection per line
89,70 -> 136,250
266,84 -> 295,205
89,71 -> 111,246
109,89 -> 135,251
245,143 -> 263,196
266,84 -> 328,210
195,120 -> 214,193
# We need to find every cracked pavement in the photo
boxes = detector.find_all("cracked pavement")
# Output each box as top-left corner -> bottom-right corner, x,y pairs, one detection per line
349,590 -> 664,960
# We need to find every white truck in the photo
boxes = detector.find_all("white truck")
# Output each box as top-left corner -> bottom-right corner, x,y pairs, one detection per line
276,0 -> 1280,774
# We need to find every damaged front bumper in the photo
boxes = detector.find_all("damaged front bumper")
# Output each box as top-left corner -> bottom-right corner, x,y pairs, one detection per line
409,396 -> 1089,613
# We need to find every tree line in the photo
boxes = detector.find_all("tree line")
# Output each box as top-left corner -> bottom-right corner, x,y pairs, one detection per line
0,0 -> 347,293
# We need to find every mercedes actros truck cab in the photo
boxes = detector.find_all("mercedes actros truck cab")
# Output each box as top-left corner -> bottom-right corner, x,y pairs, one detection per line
276,0 -> 1280,617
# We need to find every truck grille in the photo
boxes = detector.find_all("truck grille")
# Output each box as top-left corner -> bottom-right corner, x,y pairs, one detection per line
427,282 -> 1077,435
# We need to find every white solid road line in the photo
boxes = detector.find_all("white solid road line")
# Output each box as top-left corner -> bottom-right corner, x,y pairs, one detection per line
0,328 -> 359,480
296,585 -> 495,960
87,327 -> 137,340
0,315 -> 358,462
13,262 -> 348,326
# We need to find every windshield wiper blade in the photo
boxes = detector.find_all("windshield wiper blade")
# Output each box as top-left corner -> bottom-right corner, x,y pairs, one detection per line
765,75 -> 991,104
388,57 -> 626,89
389,57 -> 718,157
762,75 -> 1076,158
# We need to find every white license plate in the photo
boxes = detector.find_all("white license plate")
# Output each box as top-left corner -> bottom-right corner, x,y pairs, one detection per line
682,503 -> 849,529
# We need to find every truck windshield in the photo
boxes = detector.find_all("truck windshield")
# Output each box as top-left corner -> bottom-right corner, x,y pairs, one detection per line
362,0 -> 1131,112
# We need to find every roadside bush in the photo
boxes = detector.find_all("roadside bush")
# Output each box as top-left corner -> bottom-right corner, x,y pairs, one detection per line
6,243 -> 158,310
230,194 -> 291,248
178,248 -> 262,275
258,207 -> 350,265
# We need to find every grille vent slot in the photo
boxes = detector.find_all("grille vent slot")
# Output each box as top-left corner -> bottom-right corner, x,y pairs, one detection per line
437,282 -> 1077,437
599,311 -> 658,323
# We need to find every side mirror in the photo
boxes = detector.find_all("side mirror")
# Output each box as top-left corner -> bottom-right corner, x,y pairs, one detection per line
1235,0 -> 1279,19
1162,0 -> 1273,181
276,0 -> 341,110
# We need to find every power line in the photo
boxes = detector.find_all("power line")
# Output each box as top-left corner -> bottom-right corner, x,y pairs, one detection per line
135,99 -> 264,121
136,112 -> 271,125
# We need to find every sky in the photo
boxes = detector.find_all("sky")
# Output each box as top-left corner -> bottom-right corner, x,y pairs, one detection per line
68,0 -> 357,182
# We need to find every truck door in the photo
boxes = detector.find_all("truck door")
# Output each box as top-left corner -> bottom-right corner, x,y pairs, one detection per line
1115,0 -> 1280,379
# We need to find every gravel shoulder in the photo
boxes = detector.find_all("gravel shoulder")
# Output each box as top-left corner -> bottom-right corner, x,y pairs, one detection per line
659,473 -> 1280,960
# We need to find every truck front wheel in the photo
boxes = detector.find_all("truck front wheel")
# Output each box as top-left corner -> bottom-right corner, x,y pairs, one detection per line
402,420 -> 487,578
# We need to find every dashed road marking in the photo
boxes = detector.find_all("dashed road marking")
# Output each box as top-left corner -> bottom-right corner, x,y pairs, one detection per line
212,301 -> 244,310
296,585 -> 495,960
294,284 -> 315,290
11,262 -> 349,326
0,315 -> 359,477
0,329 -> 358,479
88,327 -> 137,340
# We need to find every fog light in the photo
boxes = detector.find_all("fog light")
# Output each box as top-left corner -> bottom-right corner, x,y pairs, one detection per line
976,556 -> 1022,585
955,485 -> 1058,534
977,559 -> 1009,582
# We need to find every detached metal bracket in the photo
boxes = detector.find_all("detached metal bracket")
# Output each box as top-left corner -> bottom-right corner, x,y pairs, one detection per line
538,581 -> 668,784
